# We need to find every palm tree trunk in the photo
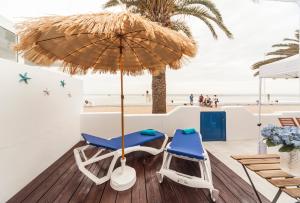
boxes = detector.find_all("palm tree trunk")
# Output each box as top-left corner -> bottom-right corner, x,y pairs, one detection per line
152,70 -> 166,113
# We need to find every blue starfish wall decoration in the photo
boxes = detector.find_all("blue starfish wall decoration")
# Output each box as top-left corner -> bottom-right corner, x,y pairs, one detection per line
19,72 -> 31,84
60,80 -> 66,88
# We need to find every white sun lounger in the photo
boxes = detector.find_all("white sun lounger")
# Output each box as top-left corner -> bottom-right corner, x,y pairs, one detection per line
157,129 -> 219,202
74,130 -> 168,185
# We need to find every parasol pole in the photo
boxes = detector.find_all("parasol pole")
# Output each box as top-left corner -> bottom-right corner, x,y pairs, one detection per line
110,34 -> 136,191
119,36 -> 125,160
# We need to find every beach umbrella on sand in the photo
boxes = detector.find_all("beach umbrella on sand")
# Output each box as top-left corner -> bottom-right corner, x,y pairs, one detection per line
15,11 -> 196,190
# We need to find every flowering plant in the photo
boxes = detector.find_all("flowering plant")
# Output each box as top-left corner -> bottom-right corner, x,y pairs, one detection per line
261,125 -> 300,152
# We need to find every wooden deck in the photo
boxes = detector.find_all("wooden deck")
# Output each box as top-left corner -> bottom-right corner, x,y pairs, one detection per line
8,140 -> 270,203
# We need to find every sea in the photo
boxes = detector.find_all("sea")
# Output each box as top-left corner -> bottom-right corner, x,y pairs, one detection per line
83,94 -> 300,106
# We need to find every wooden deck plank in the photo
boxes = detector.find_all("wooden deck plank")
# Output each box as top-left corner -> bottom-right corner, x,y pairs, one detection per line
231,154 -> 279,160
170,157 -> 210,203
37,156 -> 79,202
22,152 -> 77,203
211,162 -> 257,202
68,162 -> 100,203
115,158 -> 133,203
84,158 -> 112,203
8,141 -> 271,203
131,159 -> 147,203
210,152 -> 270,203
256,170 -> 293,179
70,149 -> 112,203
246,164 -> 280,171
99,182 -> 118,203
144,153 -> 164,203
282,188 -> 300,199
238,159 -> 280,165
99,157 -> 120,203
115,190 -> 132,203
53,156 -> 95,202
269,178 -> 300,187
159,157 -> 196,203
7,141 -> 83,203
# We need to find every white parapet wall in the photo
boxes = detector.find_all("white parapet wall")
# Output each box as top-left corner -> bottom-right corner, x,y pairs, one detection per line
0,59 -> 83,202
221,106 -> 260,140
81,106 -> 201,138
81,105 -> 300,141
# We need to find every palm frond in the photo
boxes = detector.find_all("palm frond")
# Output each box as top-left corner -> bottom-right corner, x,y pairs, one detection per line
252,29 -> 299,76
283,38 -> 299,43
252,57 -> 287,70
266,47 -> 298,57
170,20 -> 193,38
272,43 -> 296,48
194,15 -> 218,39
173,6 -> 233,39
178,0 -> 223,21
103,0 -> 121,8
103,0 -> 141,9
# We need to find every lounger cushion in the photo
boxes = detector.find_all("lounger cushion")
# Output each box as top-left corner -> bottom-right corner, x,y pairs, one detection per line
82,130 -> 164,150
140,129 -> 157,136
167,129 -> 205,160
182,128 -> 196,134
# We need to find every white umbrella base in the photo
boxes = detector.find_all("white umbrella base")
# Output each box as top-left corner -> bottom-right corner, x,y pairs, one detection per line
110,158 -> 136,191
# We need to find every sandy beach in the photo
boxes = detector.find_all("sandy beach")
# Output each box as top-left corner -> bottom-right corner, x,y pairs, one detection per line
84,104 -> 300,114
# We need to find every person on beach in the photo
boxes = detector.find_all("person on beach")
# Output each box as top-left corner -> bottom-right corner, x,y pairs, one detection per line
203,96 -> 207,105
146,90 -> 151,103
199,94 -> 204,106
189,94 -> 194,105
205,95 -> 212,107
213,95 -> 219,108
207,96 -> 212,107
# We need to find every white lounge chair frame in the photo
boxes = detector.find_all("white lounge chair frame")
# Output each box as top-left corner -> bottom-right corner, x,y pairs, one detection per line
74,133 -> 168,185
157,142 -> 219,202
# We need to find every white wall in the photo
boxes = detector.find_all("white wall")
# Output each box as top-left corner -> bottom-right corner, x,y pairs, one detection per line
0,59 -> 82,202
222,106 -> 258,140
215,106 -> 300,141
81,106 -> 201,138
0,15 -> 14,32
81,106 -> 300,141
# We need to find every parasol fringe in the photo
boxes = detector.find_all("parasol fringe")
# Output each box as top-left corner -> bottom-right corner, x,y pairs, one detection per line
15,12 -> 197,75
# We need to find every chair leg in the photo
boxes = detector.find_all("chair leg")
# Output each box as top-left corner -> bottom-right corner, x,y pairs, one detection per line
157,152 -> 172,183
156,152 -> 166,183
74,146 -> 119,185
199,161 -> 204,178
272,189 -> 282,203
201,156 -> 219,202
166,154 -> 172,169
242,165 -> 262,203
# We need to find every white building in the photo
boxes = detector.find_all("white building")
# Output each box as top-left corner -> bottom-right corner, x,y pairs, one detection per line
0,15 -> 18,62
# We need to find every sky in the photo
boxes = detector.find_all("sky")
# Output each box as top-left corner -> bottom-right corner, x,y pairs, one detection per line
1,0 -> 300,95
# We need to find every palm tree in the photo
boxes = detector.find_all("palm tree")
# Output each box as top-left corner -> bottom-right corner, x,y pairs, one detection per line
104,0 -> 233,113
252,30 -> 299,75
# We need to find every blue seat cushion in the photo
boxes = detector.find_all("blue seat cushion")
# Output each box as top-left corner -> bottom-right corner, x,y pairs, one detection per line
82,130 -> 164,150
182,128 -> 196,134
167,129 -> 205,160
140,129 -> 157,136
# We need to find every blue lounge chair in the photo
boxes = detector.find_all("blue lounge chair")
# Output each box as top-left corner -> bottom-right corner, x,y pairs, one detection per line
157,129 -> 219,202
74,130 -> 168,185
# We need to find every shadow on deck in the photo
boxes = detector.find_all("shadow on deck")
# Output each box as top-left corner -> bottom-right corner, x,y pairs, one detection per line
8,140 -> 270,203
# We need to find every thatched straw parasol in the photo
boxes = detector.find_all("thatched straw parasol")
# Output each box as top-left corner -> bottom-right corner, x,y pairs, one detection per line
15,11 -> 196,190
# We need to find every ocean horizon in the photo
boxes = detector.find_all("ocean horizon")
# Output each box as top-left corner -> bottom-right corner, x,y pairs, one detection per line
84,93 -> 300,106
